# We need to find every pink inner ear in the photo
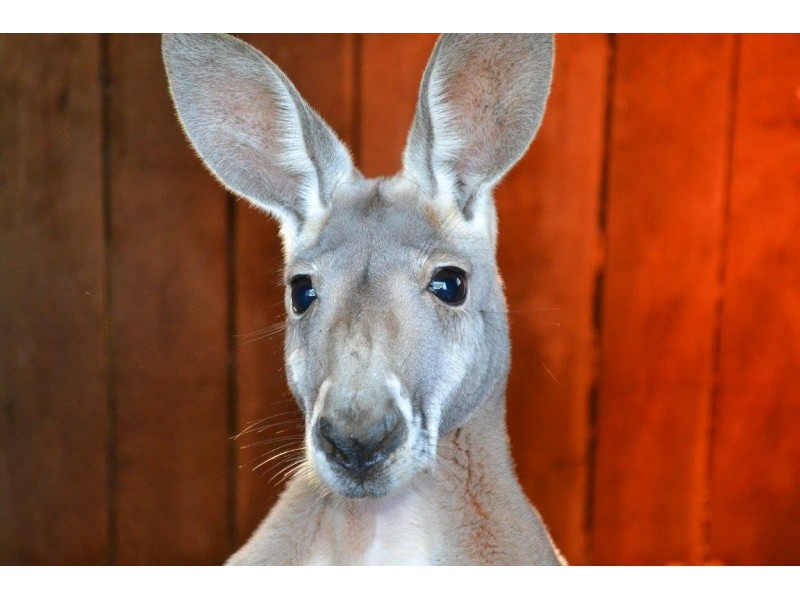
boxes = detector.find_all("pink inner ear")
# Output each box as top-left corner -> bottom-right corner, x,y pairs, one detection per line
429,35 -> 547,187
199,75 -> 307,204
165,33 -> 359,231
445,54 -> 513,162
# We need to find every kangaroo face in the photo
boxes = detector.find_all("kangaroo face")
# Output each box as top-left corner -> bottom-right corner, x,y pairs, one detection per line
163,33 -> 553,498
283,181 -> 508,496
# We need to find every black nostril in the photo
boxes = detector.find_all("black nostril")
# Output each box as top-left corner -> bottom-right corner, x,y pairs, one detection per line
315,411 -> 407,475
362,412 -> 406,468
317,417 -> 358,470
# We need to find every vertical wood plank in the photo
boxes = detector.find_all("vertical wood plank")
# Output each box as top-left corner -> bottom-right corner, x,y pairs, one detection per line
233,34 -> 356,549
594,34 -> 735,564
108,34 -> 230,564
498,33 -> 609,566
0,34 -> 108,564
359,34 -> 437,178
710,34 -> 800,565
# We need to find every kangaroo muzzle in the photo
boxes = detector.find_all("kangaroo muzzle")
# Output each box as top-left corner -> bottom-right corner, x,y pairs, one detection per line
309,378 -> 414,496
315,407 -> 407,475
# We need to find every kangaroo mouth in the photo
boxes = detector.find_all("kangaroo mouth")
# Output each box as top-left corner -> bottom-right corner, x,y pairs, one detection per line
328,466 -> 395,499
311,434 -> 411,499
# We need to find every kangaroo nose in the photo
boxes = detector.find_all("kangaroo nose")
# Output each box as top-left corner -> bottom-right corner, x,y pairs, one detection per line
316,409 -> 407,474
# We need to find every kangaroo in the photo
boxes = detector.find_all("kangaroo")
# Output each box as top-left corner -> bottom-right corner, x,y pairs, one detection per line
163,33 -> 562,565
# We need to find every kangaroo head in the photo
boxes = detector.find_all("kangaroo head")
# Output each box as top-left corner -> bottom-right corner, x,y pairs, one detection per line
163,33 -> 554,498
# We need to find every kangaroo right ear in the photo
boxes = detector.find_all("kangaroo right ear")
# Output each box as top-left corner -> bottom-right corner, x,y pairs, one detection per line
402,34 -> 554,227
162,33 -> 359,250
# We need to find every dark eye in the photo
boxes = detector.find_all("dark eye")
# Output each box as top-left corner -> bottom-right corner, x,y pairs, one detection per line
428,267 -> 468,306
290,275 -> 317,314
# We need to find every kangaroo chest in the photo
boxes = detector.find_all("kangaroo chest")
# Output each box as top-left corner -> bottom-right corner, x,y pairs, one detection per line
307,489 -> 439,565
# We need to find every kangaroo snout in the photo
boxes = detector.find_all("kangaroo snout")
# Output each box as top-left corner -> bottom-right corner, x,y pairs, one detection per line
315,407 -> 407,476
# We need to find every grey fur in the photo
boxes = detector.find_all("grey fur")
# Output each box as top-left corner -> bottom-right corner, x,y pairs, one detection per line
163,33 -> 563,565
404,34 -> 554,218
162,33 -> 360,240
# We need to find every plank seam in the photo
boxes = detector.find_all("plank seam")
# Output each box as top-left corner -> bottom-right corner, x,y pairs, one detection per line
99,32 -> 117,567
352,34 -> 363,164
226,191 -> 239,556
586,32 -> 617,566
703,33 -> 741,566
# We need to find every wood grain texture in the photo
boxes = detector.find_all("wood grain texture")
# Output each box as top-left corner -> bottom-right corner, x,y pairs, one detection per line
593,34 -> 735,565
359,34 -> 438,178
233,34 -> 356,549
709,34 -> 800,565
107,34 -> 230,564
0,34 -> 108,564
499,33 -> 609,566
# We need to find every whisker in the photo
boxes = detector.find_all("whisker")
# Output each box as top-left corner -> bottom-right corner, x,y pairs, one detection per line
245,422 -> 304,438
259,451 -> 306,483
234,412 -> 303,438
269,460 -> 307,487
238,435 -> 306,450
250,447 -> 305,473
237,407 -> 300,430
238,442 -> 303,470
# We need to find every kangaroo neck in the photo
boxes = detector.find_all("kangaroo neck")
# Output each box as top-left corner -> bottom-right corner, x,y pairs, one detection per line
438,388 -> 512,475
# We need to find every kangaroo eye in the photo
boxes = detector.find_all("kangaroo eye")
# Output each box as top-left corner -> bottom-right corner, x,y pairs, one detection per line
290,275 -> 317,314
428,267 -> 467,306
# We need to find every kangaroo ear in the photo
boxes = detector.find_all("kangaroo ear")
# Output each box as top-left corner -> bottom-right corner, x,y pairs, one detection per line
162,33 -> 359,249
402,34 -> 554,223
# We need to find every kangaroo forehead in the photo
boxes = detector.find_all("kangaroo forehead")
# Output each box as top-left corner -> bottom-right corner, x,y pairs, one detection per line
311,187 -> 446,257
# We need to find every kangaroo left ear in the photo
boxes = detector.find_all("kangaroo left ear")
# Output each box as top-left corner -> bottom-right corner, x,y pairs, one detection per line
162,33 -> 361,253
402,34 -> 554,225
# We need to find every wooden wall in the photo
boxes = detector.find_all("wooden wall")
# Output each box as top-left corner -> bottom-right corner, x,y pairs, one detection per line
1,33 -> 798,565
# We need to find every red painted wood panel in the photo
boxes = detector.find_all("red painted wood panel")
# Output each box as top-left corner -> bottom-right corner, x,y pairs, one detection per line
359,34 -> 438,178
233,34 -> 356,549
499,33 -> 609,566
710,34 -> 800,565
0,34 -> 108,565
108,34 -> 230,564
594,34 -> 735,564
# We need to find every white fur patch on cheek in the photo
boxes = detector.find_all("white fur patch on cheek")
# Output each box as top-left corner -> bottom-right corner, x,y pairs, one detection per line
387,373 -> 442,477
386,373 -> 412,423
306,379 -> 333,474
427,336 -> 474,443
287,348 -> 308,409
386,373 -> 422,453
